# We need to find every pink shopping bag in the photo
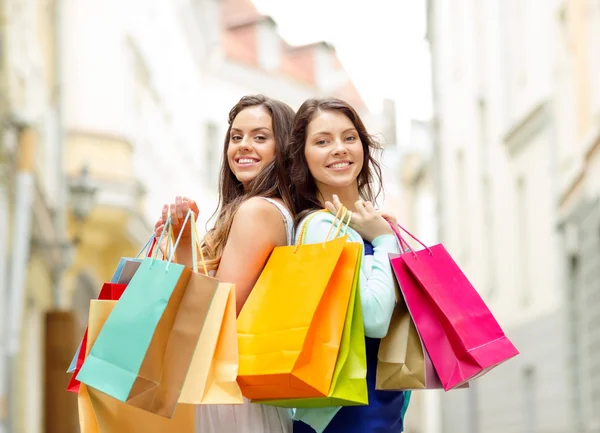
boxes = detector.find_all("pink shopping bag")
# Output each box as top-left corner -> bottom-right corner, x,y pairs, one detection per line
389,224 -> 519,391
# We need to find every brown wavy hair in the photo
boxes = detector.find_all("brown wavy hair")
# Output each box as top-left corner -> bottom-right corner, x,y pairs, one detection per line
201,95 -> 296,272
287,98 -> 383,221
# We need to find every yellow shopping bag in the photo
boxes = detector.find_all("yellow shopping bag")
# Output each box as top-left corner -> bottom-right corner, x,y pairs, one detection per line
237,209 -> 358,400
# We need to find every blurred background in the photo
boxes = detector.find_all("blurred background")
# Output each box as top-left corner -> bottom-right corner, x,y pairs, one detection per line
0,0 -> 599,432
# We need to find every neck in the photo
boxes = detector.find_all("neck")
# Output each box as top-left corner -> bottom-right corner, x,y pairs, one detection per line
316,182 -> 361,211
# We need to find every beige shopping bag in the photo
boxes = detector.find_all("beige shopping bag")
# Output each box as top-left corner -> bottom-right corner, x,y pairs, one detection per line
179,282 -> 243,404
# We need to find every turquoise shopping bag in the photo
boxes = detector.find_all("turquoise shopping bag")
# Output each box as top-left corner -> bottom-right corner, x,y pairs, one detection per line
76,212 -> 204,418
67,237 -> 157,375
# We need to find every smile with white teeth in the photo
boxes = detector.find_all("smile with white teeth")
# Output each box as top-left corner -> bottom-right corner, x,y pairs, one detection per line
237,158 -> 259,165
327,161 -> 352,169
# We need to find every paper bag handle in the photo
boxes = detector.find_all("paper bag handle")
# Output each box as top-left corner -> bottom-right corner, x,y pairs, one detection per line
294,206 -> 352,252
388,222 -> 433,257
190,211 -> 209,275
135,235 -> 160,259
166,209 -> 209,274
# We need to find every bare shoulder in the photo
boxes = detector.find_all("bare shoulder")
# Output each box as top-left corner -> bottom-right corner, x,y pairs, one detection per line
233,197 -> 286,230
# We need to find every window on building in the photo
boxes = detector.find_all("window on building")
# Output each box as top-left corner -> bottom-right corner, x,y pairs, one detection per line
473,0 -> 486,94
257,21 -> 280,71
568,254 -> 586,426
456,150 -> 469,258
523,366 -> 536,433
514,0 -> 528,86
204,122 -> 220,187
497,0 -> 511,127
591,3 -> 600,116
315,44 -> 335,92
129,41 -> 153,150
482,177 -> 495,294
478,99 -> 495,297
467,382 -> 480,433
516,176 -> 530,306
450,0 -> 465,80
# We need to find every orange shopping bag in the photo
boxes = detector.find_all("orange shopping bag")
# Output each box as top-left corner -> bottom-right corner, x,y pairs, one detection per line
237,209 -> 359,400
77,300 -> 194,433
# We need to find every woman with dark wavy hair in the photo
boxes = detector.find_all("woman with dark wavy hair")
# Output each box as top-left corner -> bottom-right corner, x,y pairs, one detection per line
154,94 -> 295,432
288,98 -> 411,433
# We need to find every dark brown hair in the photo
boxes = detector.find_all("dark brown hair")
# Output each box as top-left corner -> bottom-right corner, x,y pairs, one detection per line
287,97 -> 383,219
202,94 -> 295,271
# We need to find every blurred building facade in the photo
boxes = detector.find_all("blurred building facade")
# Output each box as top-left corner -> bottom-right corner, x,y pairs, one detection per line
557,0 -> 600,431
395,118 -> 441,433
0,0 -> 69,430
0,0 -> 391,432
427,0 -> 600,432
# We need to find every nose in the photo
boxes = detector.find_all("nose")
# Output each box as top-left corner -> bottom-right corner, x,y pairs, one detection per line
239,136 -> 253,151
332,139 -> 348,156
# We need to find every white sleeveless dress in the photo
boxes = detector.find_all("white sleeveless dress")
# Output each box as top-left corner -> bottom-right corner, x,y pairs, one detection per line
195,197 -> 294,433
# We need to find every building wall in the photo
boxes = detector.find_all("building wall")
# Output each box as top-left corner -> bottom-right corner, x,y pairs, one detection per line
556,1 -> 600,431
428,0 -> 579,432
562,195 -> 600,432
1,0 -> 65,431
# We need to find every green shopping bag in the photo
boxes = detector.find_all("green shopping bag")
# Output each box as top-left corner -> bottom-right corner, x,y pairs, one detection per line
255,213 -> 368,408
76,211 -> 216,418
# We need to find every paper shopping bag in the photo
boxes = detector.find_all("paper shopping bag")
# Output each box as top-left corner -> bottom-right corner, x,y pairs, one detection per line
109,236 -> 163,285
377,259 -> 470,391
77,212 -> 219,417
257,241 -> 368,407
68,237 -> 157,376
67,282 -> 127,393
179,283 -> 243,404
77,300 -> 194,433
389,224 -> 519,390
376,293 -> 444,390
237,209 -> 355,400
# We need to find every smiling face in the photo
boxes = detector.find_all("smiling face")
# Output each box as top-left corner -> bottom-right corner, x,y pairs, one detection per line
303,109 -> 364,193
226,105 -> 276,188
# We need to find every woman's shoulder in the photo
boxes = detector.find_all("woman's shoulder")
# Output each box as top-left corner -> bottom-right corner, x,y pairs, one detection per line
236,196 -> 285,222
234,196 -> 293,235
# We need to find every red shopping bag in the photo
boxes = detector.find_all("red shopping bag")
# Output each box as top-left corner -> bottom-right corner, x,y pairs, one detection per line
66,282 -> 127,393
389,224 -> 519,390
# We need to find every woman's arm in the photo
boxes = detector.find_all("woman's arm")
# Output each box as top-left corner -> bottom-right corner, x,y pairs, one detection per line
215,197 -> 288,315
300,212 -> 399,338
358,233 -> 399,338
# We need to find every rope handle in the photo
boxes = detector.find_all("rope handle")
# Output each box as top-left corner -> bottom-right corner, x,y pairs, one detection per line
294,206 -> 352,252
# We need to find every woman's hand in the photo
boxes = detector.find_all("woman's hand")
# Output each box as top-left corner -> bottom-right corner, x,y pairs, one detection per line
160,196 -> 200,238
154,196 -> 200,254
325,194 -> 393,243
379,211 -> 398,227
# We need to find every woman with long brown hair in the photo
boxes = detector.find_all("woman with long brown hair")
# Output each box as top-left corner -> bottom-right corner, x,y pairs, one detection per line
154,94 -> 295,432
288,98 -> 411,433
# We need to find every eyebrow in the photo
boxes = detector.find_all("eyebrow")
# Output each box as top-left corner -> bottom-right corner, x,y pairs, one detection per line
231,127 -> 272,133
311,128 -> 357,137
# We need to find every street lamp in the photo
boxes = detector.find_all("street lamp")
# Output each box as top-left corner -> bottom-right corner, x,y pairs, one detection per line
68,165 -> 97,244
32,165 -> 97,252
